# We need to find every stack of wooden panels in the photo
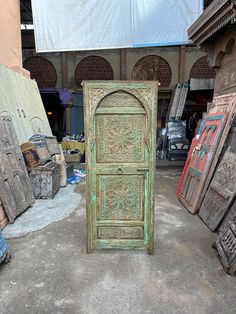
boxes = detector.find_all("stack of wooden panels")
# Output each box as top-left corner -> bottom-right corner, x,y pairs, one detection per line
177,93 -> 236,214
177,93 -> 236,274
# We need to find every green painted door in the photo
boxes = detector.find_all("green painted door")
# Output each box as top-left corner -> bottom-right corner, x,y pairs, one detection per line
84,81 -> 158,253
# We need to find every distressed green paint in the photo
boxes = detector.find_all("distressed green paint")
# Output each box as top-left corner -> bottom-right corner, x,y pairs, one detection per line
206,115 -> 224,121
84,81 -> 158,254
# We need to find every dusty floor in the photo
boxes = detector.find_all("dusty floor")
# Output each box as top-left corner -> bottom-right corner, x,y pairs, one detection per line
0,168 -> 235,314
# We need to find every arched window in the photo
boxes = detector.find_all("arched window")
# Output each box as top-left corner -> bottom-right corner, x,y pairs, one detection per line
75,56 -> 114,87
132,55 -> 172,87
23,56 -> 57,88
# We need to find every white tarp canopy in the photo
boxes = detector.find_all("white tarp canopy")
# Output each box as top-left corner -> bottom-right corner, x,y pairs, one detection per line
31,0 -> 203,52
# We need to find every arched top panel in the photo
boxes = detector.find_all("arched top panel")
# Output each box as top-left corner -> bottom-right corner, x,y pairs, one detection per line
75,56 -> 114,87
132,55 -> 172,87
97,90 -> 144,111
23,56 -> 57,88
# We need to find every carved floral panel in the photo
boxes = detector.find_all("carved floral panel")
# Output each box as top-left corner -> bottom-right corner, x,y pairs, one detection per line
96,115 -> 145,162
97,175 -> 143,220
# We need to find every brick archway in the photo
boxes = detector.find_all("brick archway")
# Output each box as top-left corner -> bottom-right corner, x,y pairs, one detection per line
190,56 -> 216,79
132,55 -> 172,87
23,56 -> 57,88
75,56 -> 114,87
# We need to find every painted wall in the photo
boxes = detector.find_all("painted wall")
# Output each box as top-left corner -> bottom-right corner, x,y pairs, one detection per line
0,0 -> 22,70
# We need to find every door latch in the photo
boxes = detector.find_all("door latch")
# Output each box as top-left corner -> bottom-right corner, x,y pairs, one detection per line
137,166 -> 149,171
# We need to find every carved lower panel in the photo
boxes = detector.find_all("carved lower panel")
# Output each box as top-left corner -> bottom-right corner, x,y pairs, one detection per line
97,226 -> 143,239
96,115 -> 144,162
199,151 -> 236,231
97,175 -> 143,220
215,218 -> 236,275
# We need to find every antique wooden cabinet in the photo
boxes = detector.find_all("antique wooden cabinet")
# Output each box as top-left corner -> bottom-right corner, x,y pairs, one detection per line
84,81 -> 158,253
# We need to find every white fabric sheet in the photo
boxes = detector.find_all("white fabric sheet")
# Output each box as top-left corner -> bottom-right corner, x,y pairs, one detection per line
31,0 -> 203,52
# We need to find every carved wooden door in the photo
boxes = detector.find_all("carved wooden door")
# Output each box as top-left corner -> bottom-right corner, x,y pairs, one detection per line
84,81 -> 158,253
178,112 -> 228,214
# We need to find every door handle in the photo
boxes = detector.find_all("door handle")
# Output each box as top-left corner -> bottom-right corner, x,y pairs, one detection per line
137,166 -> 149,171
116,167 -> 123,175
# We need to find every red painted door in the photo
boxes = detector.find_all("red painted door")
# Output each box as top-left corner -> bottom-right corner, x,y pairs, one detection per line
178,112 -> 228,213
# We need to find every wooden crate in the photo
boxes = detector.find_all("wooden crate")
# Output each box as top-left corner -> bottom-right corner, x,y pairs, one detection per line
30,161 -> 60,199
64,153 -> 82,163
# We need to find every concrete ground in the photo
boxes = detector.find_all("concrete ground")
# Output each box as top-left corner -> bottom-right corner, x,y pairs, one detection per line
0,168 -> 235,314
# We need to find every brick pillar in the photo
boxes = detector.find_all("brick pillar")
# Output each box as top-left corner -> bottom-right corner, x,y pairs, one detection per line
61,52 -> 68,88
120,49 -> 127,80
179,45 -> 186,82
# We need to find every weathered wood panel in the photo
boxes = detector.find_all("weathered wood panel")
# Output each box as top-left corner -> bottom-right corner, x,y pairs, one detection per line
199,151 -> 236,231
0,116 -> 35,222
84,81 -> 158,253
215,215 -> 236,275
0,200 -> 8,230
219,198 -> 236,233
178,112 -> 227,213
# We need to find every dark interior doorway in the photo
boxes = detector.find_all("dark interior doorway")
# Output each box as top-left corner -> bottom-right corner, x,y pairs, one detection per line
40,91 -> 65,139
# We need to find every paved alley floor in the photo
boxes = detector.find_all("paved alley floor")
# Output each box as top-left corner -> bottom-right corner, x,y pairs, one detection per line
0,168 -> 235,314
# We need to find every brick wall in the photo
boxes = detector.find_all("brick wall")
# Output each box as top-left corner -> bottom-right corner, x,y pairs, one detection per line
23,56 -> 57,88
190,56 -> 216,79
75,56 -> 114,87
132,55 -> 172,87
